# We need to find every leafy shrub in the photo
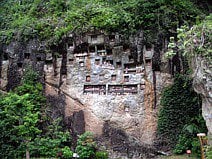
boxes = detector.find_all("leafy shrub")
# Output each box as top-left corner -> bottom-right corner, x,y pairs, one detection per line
95,151 -> 108,159
173,114 -> 207,155
205,145 -> 212,159
76,132 -> 96,159
62,146 -> 73,159
167,15 -> 212,61
191,138 -> 201,156
22,66 -> 39,85
173,134 -> 193,154
0,69 -> 72,158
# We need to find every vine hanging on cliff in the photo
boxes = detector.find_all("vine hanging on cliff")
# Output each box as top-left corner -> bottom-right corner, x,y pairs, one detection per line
157,74 -> 205,149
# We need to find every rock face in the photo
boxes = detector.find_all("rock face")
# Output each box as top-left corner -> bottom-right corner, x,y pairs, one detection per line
191,56 -> 212,144
43,32 -> 173,157
0,32 -> 173,158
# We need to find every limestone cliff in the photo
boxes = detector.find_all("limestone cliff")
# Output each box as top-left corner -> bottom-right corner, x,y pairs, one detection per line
0,31 -> 175,158
192,56 -> 212,144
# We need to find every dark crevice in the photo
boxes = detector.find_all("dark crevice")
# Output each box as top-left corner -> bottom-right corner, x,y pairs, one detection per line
153,71 -> 157,109
0,45 -> 3,78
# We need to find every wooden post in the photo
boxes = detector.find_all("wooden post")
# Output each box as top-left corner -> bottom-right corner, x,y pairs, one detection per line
26,149 -> 30,159
186,150 -> 191,157
197,133 -> 206,159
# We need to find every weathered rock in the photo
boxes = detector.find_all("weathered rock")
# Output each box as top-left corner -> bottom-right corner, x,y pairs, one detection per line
42,32 -> 173,158
0,32 -> 173,158
191,56 -> 212,144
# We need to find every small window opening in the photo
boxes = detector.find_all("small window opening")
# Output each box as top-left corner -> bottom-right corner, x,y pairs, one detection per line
146,47 -> 151,51
146,44 -> 152,51
123,44 -> 130,51
145,59 -> 151,65
45,59 -> 53,65
24,53 -> 30,59
111,75 -> 116,81
129,55 -> 134,62
69,59 -> 74,64
91,35 -> 97,41
140,84 -> 145,90
86,75 -> 91,82
89,46 -> 95,52
128,69 -> 136,74
61,69 -> 67,75
69,43 -> 74,47
97,45 -> 105,51
37,57 -> 42,61
106,49 -> 112,55
124,63 -> 136,69
102,57 -> 106,63
116,61 -> 122,68
109,35 -> 115,41
68,38 -> 74,47
124,76 -> 129,82
106,60 -> 113,65
79,61 -> 84,67
3,53 -> 8,60
17,62 -> 23,68
68,42 -> 74,47
95,59 -> 100,65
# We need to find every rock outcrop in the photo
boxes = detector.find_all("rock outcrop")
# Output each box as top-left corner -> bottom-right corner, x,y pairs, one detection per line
43,32 -> 173,157
192,56 -> 212,144
0,32 -> 174,158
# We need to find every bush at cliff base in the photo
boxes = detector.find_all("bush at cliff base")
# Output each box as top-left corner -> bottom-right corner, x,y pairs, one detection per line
157,74 -> 207,155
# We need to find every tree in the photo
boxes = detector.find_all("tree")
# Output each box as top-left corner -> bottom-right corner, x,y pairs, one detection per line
0,68 -> 72,158
166,14 -> 212,60
0,92 -> 41,158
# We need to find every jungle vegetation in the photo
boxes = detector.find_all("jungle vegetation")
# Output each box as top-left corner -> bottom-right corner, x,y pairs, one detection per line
0,0 -> 211,158
0,0 -> 210,45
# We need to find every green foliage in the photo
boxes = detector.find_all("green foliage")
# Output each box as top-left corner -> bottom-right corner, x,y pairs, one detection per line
205,145 -> 212,159
0,68 -> 106,158
191,138 -> 201,156
61,146 -> 74,159
0,69 -> 72,158
0,0 -> 206,45
0,93 -> 41,158
95,151 -> 109,159
167,14 -> 212,60
165,37 -> 177,58
28,119 -> 71,157
157,74 -> 207,149
22,67 -> 39,85
177,15 -> 212,59
173,115 -> 207,155
173,134 -> 193,154
76,132 -> 96,159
